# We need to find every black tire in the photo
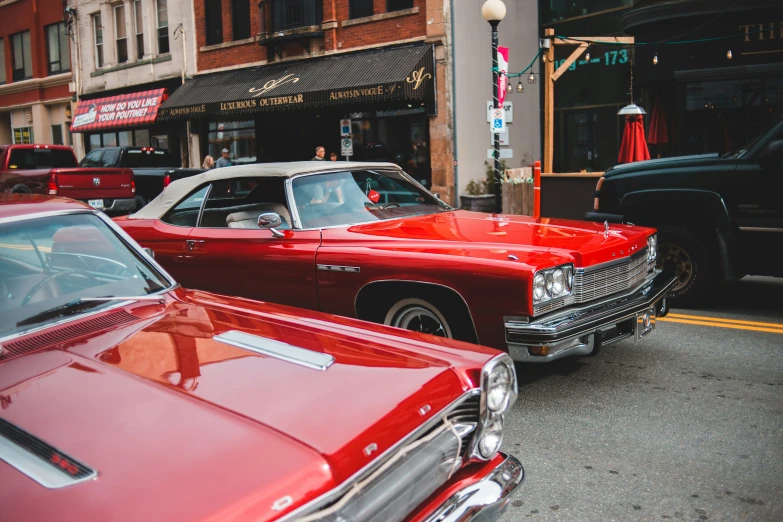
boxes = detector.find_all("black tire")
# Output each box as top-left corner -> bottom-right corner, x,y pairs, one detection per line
11,184 -> 32,194
656,226 -> 713,305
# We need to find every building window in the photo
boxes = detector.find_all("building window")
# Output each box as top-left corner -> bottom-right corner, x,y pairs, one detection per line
51,124 -> 64,145
93,14 -> 104,68
46,23 -> 71,75
10,31 -> 33,82
0,39 -> 5,84
387,0 -> 413,11
350,0 -> 373,19
115,4 -> 128,63
156,0 -> 169,54
232,0 -> 250,40
134,0 -> 144,59
12,127 -> 34,144
205,0 -> 223,45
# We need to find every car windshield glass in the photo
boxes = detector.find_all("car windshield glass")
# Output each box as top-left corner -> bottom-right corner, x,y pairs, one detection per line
291,170 -> 449,229
123,149 -> 174,168
0,213 -> 171,337
8,148 -> 78,169
722,118 -> 783,159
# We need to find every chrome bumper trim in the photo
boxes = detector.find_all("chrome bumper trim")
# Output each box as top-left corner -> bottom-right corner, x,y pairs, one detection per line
506,270 -> 675,362
100,198 -> 137,212
423,453 -> 524,522
508,335 -> 595,363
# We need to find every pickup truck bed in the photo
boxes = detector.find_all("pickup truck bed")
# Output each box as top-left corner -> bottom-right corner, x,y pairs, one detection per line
0,144 -> 136,213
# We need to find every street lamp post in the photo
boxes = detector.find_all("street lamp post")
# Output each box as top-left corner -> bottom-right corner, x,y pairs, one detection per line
482,0 -> 506,214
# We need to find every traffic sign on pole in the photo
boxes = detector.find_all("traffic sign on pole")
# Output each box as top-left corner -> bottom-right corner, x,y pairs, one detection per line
341,138 -> 354,157
491,108 -> 506,133
340,119 -> 351,137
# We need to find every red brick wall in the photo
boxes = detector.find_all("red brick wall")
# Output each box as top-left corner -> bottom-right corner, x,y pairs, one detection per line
195,0 -> 427,72
0,0 -> 71,85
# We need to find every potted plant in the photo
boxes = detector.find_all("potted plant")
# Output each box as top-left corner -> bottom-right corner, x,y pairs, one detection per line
460,160 -> 507,212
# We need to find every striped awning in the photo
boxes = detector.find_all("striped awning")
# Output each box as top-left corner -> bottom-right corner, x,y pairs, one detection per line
70,89 -> 167,132
157,44 -> 435,121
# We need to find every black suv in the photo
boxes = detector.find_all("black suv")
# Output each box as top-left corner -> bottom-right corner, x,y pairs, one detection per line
80,147 -> 203,209
588,118 -> 783,303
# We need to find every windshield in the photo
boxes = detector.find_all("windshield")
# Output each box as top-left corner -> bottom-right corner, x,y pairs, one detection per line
122,149 -> 175,168
8,148 -> 78,169
722,117 -> 783,159
0,213 -> 171,337
291,170 -> 449,229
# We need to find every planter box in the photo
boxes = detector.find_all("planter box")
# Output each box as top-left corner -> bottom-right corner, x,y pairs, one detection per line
502,183 -> 534,216
459,194 -> 495,213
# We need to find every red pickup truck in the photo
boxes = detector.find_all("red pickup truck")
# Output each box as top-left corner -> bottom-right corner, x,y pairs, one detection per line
0,144 -> 136,213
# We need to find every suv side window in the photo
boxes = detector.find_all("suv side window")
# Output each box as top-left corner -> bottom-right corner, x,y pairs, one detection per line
161,185 -> 210,227
81,150 -> 103,167
100,149 -> 120,167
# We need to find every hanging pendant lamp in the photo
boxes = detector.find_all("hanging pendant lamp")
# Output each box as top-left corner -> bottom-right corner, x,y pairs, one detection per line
618,47 -> 646,116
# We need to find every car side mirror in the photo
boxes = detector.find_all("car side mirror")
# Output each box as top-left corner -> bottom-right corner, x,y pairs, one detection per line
759,139 -> 783,170
258,212 -> 285,238
142,247 -> 155,258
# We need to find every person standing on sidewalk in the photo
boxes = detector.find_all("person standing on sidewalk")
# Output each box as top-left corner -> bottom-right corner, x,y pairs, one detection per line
312,146 -> 326,161
215,148 -> 232,168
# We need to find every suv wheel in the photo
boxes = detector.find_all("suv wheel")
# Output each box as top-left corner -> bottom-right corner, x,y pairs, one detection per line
656,226 -> 712,304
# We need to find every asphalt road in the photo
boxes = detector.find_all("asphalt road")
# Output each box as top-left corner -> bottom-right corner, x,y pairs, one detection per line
500,276 -> 783,522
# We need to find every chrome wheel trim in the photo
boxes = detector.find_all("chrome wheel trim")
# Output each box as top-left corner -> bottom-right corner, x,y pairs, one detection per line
658,243 -> 693,292
384,298 -> 453,338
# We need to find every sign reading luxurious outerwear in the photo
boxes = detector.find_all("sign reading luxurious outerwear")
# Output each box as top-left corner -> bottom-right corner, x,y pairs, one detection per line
70,89 -> 167,132
157,45 -> 436,120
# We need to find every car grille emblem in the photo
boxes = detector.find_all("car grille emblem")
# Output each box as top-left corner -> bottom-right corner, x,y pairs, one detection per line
363,443 -> 378,457
92,177 -> 101,186
603,220 -> 610,239
418,404 -> 432,416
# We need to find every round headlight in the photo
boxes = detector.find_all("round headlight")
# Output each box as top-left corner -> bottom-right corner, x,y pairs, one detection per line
533,273 -> 546,301
563,266 -> 573,292
551,269 -> 564,296
478,417 -> 504,458
545,272 -> 554,296
486,363 -> 511,412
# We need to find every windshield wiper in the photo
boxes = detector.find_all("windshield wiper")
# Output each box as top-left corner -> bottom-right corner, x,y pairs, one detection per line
17,295 -> 164,327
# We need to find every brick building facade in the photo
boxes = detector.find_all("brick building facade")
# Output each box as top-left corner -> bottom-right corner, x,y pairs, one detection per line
166,0 -> 457,202
0,0 -> 73,146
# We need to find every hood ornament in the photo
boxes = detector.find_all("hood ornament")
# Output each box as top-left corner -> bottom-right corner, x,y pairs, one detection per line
603,221 -> 610,239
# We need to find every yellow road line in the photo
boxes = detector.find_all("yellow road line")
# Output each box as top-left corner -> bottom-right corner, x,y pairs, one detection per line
667,313 -> 783,330
658,317 -> 783,335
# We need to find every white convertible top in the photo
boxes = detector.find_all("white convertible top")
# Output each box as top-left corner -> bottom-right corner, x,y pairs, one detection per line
129,161 -> 400,220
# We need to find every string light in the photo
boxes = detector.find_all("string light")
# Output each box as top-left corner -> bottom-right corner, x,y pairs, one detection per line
584,47 -> 591,61
517,81 -> 524,93
726,49 -> 733,60
528,72 -> 536,84
653,52 -> 658,65
507,83 -> 512,93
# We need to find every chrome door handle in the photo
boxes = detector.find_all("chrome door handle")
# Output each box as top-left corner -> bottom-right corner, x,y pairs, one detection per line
186,240 -> 205,251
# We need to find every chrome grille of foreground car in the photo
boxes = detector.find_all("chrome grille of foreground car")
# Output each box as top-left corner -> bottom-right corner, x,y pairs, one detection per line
293,393 -> 480,522
573,248 -> 649,304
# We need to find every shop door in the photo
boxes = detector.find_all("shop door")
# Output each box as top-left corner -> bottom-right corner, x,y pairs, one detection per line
182,177 -> 321,309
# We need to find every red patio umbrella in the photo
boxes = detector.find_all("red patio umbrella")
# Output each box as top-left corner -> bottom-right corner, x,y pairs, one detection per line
618,115 -> 651,164
647,98 -> 668,145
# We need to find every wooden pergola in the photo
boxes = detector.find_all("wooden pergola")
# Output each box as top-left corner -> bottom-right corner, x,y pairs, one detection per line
542,28 -> 635,174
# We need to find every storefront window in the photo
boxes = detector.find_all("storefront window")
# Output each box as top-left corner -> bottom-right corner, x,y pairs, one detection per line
208,120 -> 256,165
134,129 -> 150,147
12,127 -> 33,144
89,134 -> 101,150
102,132 -> 118,147
118,130 -> 132,147
84,128 -> 154,152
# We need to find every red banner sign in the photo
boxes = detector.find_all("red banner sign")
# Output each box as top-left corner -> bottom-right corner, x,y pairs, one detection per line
498,47 -> 509,107
70,89 -> 167,133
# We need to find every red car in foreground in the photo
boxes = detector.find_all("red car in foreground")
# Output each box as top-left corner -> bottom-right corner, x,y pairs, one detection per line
118,162 -> 676,362
0,195 -> 522,521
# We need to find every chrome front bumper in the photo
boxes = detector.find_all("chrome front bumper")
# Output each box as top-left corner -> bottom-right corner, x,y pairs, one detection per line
422,454 -> 524,522
81,198 -> 137,213
506,270 -> 676,362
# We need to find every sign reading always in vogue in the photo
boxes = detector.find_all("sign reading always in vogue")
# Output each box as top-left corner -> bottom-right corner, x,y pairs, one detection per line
70,89 -> 167,132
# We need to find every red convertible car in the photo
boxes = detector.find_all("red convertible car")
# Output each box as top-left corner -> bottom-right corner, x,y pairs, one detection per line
118,162 -> 677,362
0,195 -> 522,521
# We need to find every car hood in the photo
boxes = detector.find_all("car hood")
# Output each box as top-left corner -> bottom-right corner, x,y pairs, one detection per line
603,153 -> 720,178
0,290 -> 494,520
330,210 -> 654,268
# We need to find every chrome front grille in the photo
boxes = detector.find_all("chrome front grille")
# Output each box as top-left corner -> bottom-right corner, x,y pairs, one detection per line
573,248 -> 649,304
445,394 -> 479,458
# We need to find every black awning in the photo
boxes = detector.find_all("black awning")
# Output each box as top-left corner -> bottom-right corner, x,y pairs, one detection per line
157,44 -> 435,121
